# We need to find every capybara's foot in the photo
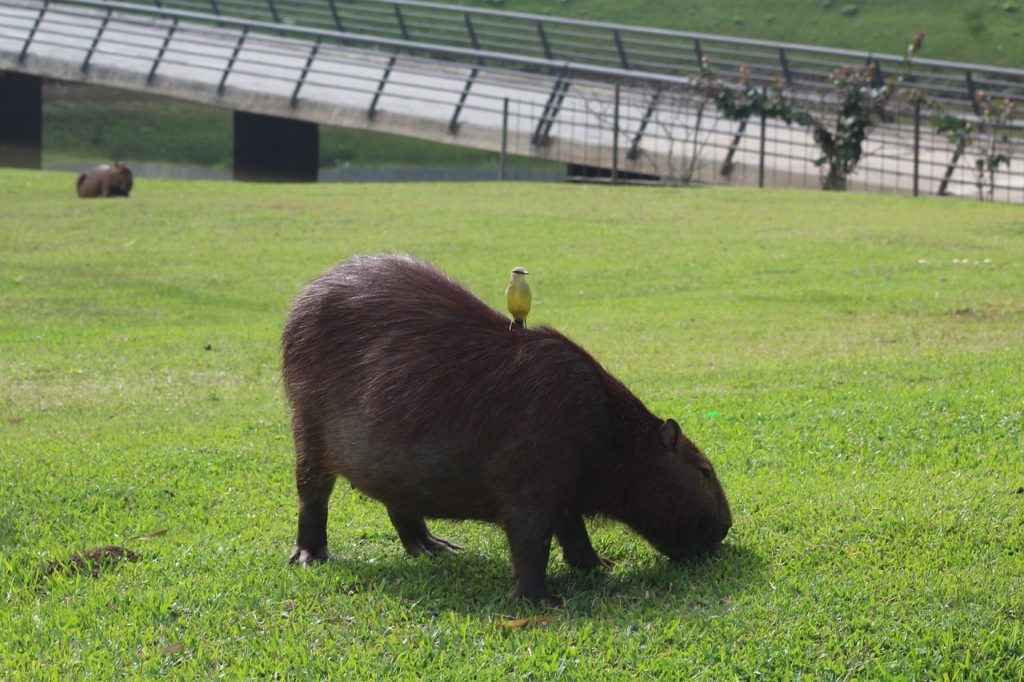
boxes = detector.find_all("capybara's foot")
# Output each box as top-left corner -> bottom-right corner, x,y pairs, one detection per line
389,512 -> 461,557
289,546 -> 329,566
404,533 -> 462,558
567,554 -> 614,571
510,584 -> 562,607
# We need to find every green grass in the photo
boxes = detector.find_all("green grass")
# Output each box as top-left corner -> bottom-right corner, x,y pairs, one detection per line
1,169 -> 1022,678
452,0 -> 1023,68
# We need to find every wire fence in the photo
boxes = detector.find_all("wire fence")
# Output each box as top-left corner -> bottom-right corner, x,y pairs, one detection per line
1,0 -> 1022,201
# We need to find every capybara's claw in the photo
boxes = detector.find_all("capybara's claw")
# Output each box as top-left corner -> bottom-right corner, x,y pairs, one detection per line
426,534 -> 462,552
289,547 -> 329,566
408,535 -> 461,557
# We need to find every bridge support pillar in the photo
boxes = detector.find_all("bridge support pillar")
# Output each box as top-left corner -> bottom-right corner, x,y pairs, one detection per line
0,71 -> 43,169
233,111 -> 318,182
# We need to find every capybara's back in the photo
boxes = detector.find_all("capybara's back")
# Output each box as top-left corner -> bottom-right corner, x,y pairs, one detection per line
283,254 -> 731,604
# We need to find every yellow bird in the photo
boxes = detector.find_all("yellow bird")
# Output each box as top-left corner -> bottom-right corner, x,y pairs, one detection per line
505,266 -> 531,329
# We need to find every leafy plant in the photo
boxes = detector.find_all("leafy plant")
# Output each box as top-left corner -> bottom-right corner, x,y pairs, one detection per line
934,93 -> 1015,200
710,34 -> 928,191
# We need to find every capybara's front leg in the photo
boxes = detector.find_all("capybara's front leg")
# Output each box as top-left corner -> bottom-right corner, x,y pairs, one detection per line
505,522 -> 558,605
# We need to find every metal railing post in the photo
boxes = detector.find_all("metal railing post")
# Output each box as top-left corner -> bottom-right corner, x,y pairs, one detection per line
721,118 -> 748,177
291,38 -> 320,107
938,145 -> 963,196
531,66 -> 570,147
778,48 -> 792,85
613,30 -> 629,70
612,84 -> 620,184
913,101 -> 921,197
537,22 -> 552,59
209,0 -> 222,27
448,12 -> 483,133
449,66 -> 479,133
628,89 -> 659,160
758,91 -> 767,188
500,98 -> 509,181
394,5 -> 410,40
18,0 -> 48,63
966,71 -> 980,115
464,13 -> 479,51
81,7 -> 112,73
147,18 -> 178,84
369,55 -> 397,119
327,0 -> 343,31
218,27 -> 247,95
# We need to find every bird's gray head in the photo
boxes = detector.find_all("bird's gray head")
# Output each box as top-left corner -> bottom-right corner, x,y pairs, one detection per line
511,266 -> 529,275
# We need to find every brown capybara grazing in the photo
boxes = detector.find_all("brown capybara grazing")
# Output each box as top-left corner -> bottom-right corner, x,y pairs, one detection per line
76,162 -> 134,198
282,254 -> 732,604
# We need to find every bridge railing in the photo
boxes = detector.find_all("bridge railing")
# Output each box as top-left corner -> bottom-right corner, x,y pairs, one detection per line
109,0 -> 1024,109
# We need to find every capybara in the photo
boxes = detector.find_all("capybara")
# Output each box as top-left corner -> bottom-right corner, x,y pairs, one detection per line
76,162 -> 133,198
282,254 -> 732,604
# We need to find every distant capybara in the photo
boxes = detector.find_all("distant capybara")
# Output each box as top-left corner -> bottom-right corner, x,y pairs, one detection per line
76,162 -> 133,198
282,254 -> 732,604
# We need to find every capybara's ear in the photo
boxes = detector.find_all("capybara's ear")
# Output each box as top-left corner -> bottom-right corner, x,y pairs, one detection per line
659,419 -> 681,450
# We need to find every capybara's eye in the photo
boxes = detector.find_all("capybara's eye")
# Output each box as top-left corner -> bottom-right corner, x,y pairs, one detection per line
698,466 -> 712,480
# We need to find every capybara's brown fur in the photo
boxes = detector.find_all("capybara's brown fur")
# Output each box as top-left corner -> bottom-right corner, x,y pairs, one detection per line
76,162 -> 133,198
282,254 -> 732,603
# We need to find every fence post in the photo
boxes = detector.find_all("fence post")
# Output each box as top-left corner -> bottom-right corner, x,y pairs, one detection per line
327,0 -> 342,31
913,101 -> 921,197
612,84 -> 620,184
758,89 -> 767,188
209,0 -> 222,26
500,97 -> 509,181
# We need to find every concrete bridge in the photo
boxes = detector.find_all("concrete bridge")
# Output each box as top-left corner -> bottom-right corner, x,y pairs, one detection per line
0,0 -> 682,181
1,0 -> 1022,200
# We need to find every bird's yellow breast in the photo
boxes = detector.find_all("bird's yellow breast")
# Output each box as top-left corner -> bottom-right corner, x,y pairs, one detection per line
505,279 -> 532,320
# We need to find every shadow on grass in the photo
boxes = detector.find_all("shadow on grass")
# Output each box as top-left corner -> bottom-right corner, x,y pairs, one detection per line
315,541 -> 764,616
0,513 -> 16,548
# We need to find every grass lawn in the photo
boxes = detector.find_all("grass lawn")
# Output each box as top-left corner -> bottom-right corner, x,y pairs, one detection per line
1,169 -> 1022,677
451,0 -> 1022,68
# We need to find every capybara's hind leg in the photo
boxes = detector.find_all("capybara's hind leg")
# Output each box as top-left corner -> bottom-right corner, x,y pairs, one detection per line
387,509 -> 461,557
290,474 -> 335,565
289,413 -> 336,566
555,511 -> 613,570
